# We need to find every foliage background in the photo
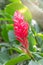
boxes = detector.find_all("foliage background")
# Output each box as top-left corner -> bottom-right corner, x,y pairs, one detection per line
0,0 -> 43,65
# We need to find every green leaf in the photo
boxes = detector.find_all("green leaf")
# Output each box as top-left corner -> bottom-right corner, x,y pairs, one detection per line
4,53 -> 30,65
28,30 -> 36,51
6,24 -> 13,31
38,59 -> 43,65
8,30 -> 14,42
32,52 -> 42,60
0,43 -> 22,54
0,51 -> 10,64
9,0 -> 20,3
0,43 -> 10,47
0,18 -> 11,21
1,24 -> 13,42
31,20 -> 40,34
29,60 -> 39,65
0,10 -> 4,16
1,24 -> 9,42
35,33 -> 43,39
35,33 -> 43,48
5,1 -> 32,23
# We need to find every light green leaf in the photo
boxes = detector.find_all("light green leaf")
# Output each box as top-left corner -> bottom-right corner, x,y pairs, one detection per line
38,59 -> 43,65
31,20 -> 40,34
8,30 -> 14,42
5,1 -> 32,23
4,53 -> 30,65
29,60 -> 39,65
28,30 -> 37,51
9,0 -> 20,3
0,51 -> 10,65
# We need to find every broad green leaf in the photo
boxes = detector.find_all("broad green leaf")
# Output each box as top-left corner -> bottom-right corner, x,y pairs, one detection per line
0,51 -> 10,65
28,29 -> 37,51
35,33 -> 43,48
39,53 -> 43,57
8,30 -> 14,42
38,59 -> 43,65
0,43 -> 23,54
35,33 -> 43,39
6,24 -> 13,31
31,20 -> 40,34
0,43 -> 10,47
29,60 -> 39,65
5,1 -> 32,23
0,9 -> 13,22
4,53 -> 30,65
8,30 -> 20,46
9,0 -> 20,3
0,18 -> 11,21
32,52 -> 42,60
1,24 -> 9,42
1,24 -> 13,42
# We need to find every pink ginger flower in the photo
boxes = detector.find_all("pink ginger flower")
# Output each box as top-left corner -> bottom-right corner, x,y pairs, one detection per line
13,11 -> 29,49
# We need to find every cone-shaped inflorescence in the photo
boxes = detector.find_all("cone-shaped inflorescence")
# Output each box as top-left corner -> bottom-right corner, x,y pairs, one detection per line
13,11 -> 29,49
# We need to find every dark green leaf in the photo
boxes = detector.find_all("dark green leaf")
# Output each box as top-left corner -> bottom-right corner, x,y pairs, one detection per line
1,24 -> 9,42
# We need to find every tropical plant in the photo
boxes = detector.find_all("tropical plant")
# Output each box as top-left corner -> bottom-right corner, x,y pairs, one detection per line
0,0 -> 43,65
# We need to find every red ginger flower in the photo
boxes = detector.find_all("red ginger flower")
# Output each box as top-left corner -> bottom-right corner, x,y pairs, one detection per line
13,11 -> 29,49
